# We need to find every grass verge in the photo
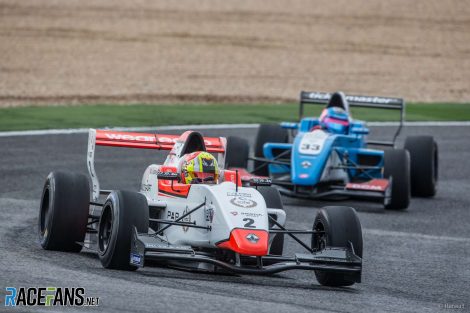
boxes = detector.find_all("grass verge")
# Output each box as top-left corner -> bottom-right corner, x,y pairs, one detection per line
0,102 -> 469,131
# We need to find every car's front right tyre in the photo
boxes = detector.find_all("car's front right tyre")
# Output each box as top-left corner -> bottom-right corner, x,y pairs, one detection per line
312,206 -> 363,287
257,186 -> 285,256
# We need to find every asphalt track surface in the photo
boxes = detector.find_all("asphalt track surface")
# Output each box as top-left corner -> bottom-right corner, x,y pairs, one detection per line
0,125 -> 469,313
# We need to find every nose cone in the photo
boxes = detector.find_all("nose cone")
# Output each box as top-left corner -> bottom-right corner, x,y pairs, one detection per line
217,229 -> 268,256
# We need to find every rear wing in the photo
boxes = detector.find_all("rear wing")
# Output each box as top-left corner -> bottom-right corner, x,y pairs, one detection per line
87,129 -> 226,201
299,91 -> 405,146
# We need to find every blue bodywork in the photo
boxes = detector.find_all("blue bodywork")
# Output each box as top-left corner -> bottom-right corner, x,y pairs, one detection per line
264,117 -> 384,187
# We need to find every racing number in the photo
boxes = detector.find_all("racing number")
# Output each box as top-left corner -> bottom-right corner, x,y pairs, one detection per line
301,143 -> 320,151
243,218 -> 256,228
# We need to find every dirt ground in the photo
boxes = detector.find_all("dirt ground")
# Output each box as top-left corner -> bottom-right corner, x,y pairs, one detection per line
1,0 -> 469,107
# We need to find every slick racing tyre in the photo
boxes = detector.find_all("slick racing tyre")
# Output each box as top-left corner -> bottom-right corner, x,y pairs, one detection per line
225,136 -> 249,169
257,186 -> 284,256
98,190 -> 149,270
312,206 -> 363,287
39,171 -> 90,252
384,149 -> 411,210
404,136 -> 438,197
253,124 -> 288,176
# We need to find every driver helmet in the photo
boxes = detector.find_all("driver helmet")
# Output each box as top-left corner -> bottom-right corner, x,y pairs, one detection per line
180,151 -> 219,184
319,107 -> 350,134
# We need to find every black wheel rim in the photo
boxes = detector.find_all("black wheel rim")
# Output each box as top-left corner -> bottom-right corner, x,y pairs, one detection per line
312,220 -> 326,252
99,205 -> 113,253
39,186 -> 50,238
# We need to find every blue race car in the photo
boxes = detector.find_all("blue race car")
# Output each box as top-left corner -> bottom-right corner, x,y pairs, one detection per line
226,91 -> 438,210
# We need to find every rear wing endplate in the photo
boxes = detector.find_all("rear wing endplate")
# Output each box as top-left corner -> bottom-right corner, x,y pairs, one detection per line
299,91 -> 405,146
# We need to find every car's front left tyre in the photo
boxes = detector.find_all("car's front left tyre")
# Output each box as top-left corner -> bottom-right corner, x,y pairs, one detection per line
384,149 -> 411,210
38,171 -> 90,252
98,190 -> 149,270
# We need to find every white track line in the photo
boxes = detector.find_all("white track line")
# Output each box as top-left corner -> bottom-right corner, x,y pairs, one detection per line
1,121 -> 470,137
368,121 -> 470,126
0,124 -> 258,137
364,228 -> 470,243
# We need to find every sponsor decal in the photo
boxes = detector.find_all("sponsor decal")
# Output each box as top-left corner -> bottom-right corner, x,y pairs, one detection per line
230,211 -> 238,216
4,287 -> 99,307
246,233 -> 259,243
205,206 -> 215,222
227,192 -> 252,197
230,197 -> 257,208
249,177 -> 272,186
141,184 -> 151,192
182,207 -> 191,232
156,136 -> 178,143
130,253 -> 142,265
346,179 -> 389,192
167,210 -> 180,220
156,136 -> 218,147
299,174 -> 309,178
167,208 -> 191,232
145,243 -> 189,249
347,183 -> 383,191
157,171 -> 179,180
301,161 -> 311,168
306,92 -> 399,105
149,168 -> 160,175
306,92 -> 331,101
105,133 -> 154,142
241,212 -> 263,218
346,95 -> 397,104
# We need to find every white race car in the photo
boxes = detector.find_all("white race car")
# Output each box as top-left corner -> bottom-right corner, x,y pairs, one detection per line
38,128 -> 363,287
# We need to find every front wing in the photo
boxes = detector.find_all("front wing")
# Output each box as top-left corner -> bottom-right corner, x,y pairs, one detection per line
273,178 -> 391,205
130,228 -> 362,280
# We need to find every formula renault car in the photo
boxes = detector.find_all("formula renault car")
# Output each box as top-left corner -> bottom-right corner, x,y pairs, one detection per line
226,91 -> 438,210
38,129 -> 363,287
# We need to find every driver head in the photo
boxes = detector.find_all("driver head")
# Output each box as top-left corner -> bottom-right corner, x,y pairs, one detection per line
180,151 -> 219,184
319,107 -> 350,134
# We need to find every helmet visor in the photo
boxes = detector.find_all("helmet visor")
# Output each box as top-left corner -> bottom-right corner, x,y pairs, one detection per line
193,172 -> 218,183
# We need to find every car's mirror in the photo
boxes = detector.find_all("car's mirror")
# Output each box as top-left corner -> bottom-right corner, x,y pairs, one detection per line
157,171 -> 179,181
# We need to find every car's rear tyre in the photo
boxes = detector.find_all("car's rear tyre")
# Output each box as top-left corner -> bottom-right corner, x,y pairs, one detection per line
98,190 -> 149,270
38,171 -> 90,252
225,136 -> 249,169
384,149 -> 411,210
404,136 -> 438,197
257,186 -> 284,256
253,124 -> 288,176
312,206 -> 362,287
